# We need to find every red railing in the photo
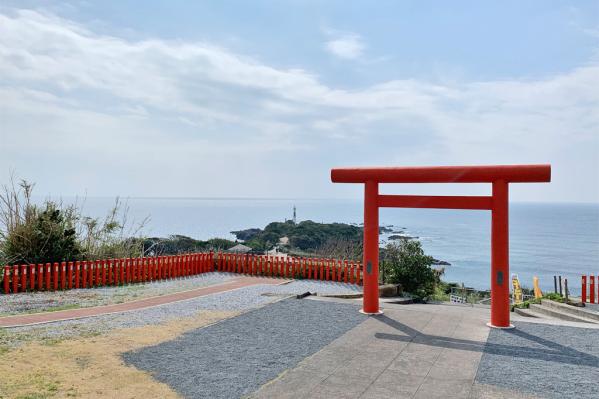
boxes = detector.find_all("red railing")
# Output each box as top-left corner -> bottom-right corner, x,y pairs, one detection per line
1,252 -> 361,294
582,275 -> 597,304
214,253 -> 361,285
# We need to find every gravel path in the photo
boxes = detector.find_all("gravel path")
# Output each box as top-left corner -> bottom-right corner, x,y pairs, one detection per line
0,272 -> 237,315
476,321 -> 599,399
0,279 -> 361,349
0,273 -> 361,316
123,298 -> 366,399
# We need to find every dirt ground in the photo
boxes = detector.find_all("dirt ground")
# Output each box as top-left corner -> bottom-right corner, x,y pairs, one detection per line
0,310 -> 238,399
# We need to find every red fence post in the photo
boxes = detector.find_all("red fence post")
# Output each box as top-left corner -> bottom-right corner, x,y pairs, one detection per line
60,261 -> 66,290
87,260 -> 93,288
152,257 -> 157,281
109,259 -> 115,285
124,258 -> 130,284
37,263 -> 43,290
343,260 -> 349,283
67,261 -> 73,289
582,275 -> 587,303
102,260 -> 107,286
330,260 -> 336,281
319,260 -> 324,281
81,261 -> 87,288
52,262 -> 59,291
74,261 -> 80,289
19,265 -> 26,292
11,265 -> 19,293
591,276 -> 596,304
12,266 -> 18,293
141,257 -> 146,282
3,266 -> 9,294
94,260 -> 100,287
28,264 -> 34,291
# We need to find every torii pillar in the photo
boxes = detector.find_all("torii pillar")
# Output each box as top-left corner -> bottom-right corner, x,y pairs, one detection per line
331,164 -> 551,328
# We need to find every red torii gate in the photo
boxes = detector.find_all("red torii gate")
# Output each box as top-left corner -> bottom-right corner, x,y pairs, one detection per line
331,164 -> 551,328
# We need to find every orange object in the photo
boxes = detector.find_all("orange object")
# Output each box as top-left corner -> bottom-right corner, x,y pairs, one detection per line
82,261 -> 87,288
102,260 -> 107,286
37,264 -> 44,290
67,262 -> 73,289
20,265 -> 26,292
51,263 -> 58,291
28,264 -> 35,291
61,262 -> 67,290
331,164 -> 551,326
2,266 -> 9,294
12,266 -> 18,293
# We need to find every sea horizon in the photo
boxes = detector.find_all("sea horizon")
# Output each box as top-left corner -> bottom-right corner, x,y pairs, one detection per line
36,196 -> 598,295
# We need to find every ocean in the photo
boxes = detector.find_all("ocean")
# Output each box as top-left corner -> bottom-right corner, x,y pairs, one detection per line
70,197 -> 598,294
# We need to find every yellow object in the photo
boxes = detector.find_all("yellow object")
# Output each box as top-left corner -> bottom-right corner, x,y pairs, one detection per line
512,274 -> 523,304
533,276 -> 543,299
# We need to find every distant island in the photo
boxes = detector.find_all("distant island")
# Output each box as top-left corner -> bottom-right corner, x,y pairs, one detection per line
142,220 -> 450,266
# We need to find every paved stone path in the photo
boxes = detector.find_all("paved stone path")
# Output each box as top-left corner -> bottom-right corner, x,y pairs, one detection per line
123,298 -> 366,399
0,276 -> 286,328
252,300 -> 542,399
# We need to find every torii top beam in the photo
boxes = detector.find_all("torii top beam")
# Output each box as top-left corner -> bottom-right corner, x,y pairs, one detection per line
331,164 -> 551,184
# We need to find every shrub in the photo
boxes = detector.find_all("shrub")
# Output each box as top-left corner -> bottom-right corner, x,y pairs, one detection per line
381,240 -> 440,299
2,201 -> 81,264
543,292 -> 565,303
0,175 -> 146,266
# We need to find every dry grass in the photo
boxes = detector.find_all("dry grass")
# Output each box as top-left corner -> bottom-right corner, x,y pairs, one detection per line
0,310 -> 238,399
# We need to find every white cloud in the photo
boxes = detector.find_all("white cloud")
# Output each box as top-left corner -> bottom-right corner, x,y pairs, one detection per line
0,9 -> 598,201
324,33 -> 365,59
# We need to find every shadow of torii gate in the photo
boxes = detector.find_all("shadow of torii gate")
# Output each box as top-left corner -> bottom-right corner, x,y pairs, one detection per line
331,164 -> 551,328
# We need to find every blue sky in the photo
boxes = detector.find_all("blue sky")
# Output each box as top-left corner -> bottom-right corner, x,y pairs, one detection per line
1,1 -> 598,202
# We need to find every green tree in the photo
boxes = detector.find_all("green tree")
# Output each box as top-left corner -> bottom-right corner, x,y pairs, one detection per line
382,240 -> 439,299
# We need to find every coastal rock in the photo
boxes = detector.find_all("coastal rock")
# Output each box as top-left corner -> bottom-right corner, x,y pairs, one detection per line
379,284 -> 402,297
388,234 -> 417,240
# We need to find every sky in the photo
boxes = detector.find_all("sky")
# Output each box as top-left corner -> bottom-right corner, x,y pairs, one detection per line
0,1 -> 598,202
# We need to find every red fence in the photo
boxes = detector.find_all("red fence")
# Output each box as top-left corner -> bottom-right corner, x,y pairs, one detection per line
1,252 -> 361,294
215,253 -> 361,285
582,275 -> 598,304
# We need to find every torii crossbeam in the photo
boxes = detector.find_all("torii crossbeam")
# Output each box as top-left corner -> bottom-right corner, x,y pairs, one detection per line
331,164 -> 551,328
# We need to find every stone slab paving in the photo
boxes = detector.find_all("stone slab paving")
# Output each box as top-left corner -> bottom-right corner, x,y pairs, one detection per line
252,301 -> 488,399
252,301 -> 592,399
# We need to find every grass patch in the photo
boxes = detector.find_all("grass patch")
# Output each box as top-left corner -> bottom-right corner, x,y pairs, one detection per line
0,310 -> 238,398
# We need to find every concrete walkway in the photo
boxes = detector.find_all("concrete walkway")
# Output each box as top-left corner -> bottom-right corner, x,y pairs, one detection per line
252,300 -> 542,399
0,276 -> 286,328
